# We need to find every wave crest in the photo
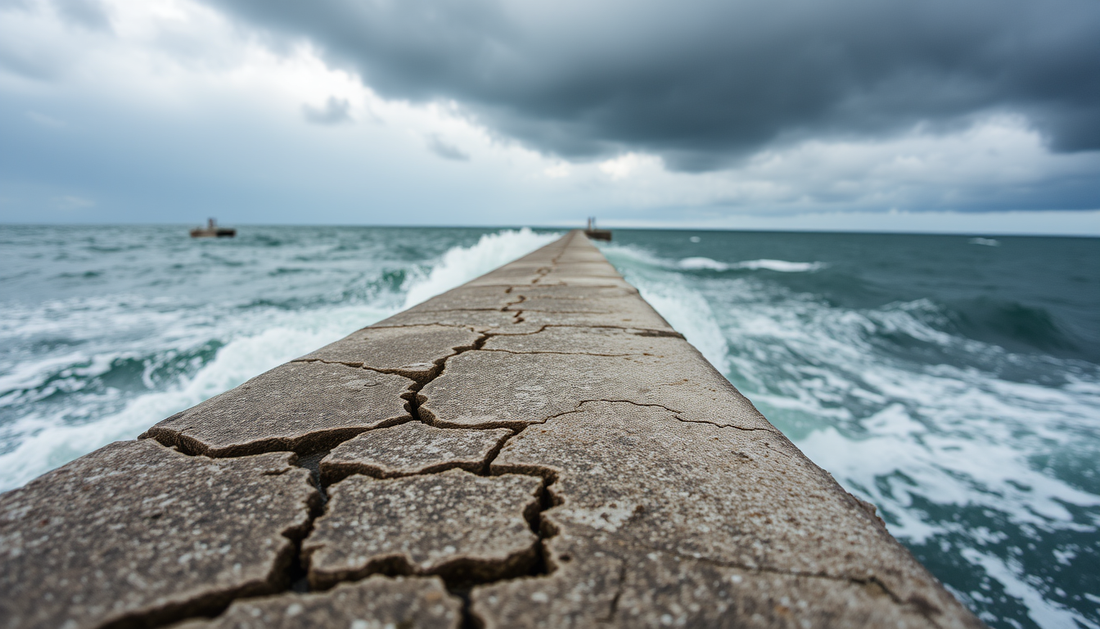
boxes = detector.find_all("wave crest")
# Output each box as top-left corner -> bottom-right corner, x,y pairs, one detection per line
678,256 -> 825,272
402,228 -> 559,308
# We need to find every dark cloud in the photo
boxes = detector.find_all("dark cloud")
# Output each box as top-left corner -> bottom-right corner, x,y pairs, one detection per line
200,0 -> 1100,174
302,97 -> 353,125
426,134 -> 470,161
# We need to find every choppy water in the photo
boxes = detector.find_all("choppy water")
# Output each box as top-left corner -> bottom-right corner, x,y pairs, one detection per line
1,225 -> 1097,629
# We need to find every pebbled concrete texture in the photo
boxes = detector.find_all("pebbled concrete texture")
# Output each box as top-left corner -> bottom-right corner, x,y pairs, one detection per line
2,230 -> 984,629
0,440 -> 318,629
172,576 -> 462,629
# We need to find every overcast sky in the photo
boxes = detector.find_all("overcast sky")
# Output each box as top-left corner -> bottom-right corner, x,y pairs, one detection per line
2,0 -> 1099,233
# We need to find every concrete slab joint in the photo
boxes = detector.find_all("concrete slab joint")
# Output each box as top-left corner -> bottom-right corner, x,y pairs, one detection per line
0,231 -> 985,629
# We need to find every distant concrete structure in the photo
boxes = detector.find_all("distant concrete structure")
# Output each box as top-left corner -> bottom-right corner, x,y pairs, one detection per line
584,216 -> 612,241
0,231 -> 983,629
190,218 -> 236,238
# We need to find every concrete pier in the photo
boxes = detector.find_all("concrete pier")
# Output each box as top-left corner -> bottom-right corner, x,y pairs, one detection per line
0,231 -> 983,629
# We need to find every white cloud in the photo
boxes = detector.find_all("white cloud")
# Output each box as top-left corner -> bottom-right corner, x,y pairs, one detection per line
599,153 -> 650,180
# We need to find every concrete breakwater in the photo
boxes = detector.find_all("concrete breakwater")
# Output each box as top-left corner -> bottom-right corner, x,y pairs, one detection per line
1,231 -> 983,629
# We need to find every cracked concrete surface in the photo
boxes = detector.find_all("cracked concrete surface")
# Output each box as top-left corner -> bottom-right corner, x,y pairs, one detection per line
173,576 -> 462,629
419,349 -> 775,432
304,469 -> 544,590
320,422 -> 512,482
487,402 -> 974,623
143,361 -> 413,457
2,231 -> 984,629
0,440 -> 318,629
295,324 -> 482,384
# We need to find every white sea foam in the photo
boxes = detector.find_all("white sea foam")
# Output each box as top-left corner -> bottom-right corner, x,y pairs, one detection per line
630,278 -> 730,373
0,304 -> 391,491
603,243 -> 1100,629
969,237 -> 1001,247
733,301 -> 1099,629
677,257 -> 825,272
402,228 -> 559,308
0,228 -> 557,491
602,246 -> 730,371
734,259 -> 825,272
677,256 -> 730,271
960,549 -> 1091,629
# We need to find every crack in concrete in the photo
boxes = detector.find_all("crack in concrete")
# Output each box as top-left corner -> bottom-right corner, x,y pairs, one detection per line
642,550 -> 949,629
551,398 -> 780,436
478,348 -> 644,357
291,328 -> 564,627
290,356 -> 430,376
372,316 -> 680,338
95,440 -> 324,629
152,326 -> 563,629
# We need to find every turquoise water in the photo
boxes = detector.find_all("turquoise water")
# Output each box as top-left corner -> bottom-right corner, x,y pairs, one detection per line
1,225 -> 1097,628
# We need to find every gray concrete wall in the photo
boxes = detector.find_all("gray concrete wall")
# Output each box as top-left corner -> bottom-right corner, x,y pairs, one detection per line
0,231 -> 984,629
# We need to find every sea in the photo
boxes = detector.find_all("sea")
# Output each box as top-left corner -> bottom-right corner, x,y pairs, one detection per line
0,224 -> 1097,629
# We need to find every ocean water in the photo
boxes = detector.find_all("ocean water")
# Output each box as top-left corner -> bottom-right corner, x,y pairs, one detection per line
1,225 -> 1097,628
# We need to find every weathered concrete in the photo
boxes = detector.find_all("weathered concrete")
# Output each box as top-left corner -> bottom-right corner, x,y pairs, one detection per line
320,422 -> 512,482
478,402 -> 967,626
143,361 -> 413,457
173,576 -> 462,629
296,324 -> 482,383
418,344 -> 775,431
304,469 -> 543,590
2,230 -> 984,629
0,440 -> 317,629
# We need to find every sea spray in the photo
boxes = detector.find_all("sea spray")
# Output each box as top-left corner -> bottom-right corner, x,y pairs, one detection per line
402,227 -> 559,308
597,230 -> 1100,629
0,226 -> 557,491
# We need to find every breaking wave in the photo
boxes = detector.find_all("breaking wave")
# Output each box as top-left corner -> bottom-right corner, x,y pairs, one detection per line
0,226 -> 555,491
678,256 -> 825,272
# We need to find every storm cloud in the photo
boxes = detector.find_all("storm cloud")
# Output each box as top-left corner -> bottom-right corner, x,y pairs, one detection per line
202,0 -> 1100,171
